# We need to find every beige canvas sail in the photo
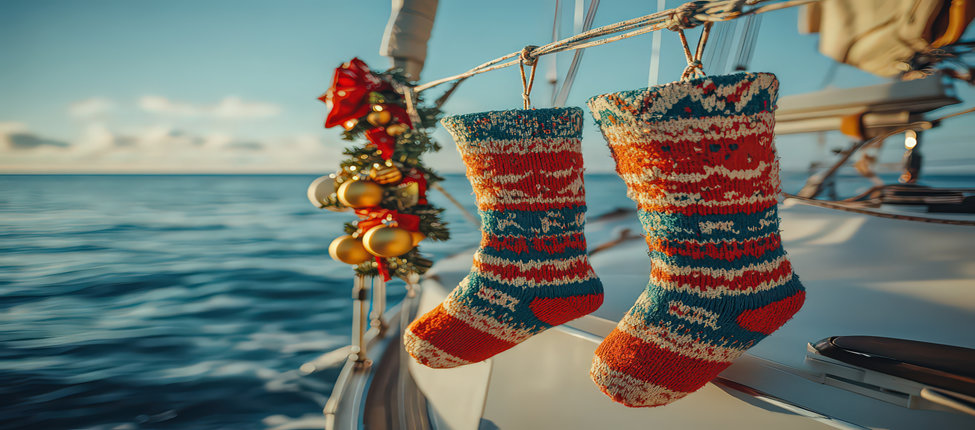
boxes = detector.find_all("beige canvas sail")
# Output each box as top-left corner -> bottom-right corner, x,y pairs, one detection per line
800,0 -> 975,77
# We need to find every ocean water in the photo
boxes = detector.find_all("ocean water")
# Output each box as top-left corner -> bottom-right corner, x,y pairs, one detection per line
0,173 -> 626,430
0,171 -> 969,429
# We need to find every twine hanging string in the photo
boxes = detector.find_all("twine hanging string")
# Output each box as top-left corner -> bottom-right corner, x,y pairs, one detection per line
675,21 -> 714,80
519,46 -> 539,108
413,0 -> 819,93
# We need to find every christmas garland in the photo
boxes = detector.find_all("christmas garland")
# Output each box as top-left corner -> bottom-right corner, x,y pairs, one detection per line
307,58 -> 449,281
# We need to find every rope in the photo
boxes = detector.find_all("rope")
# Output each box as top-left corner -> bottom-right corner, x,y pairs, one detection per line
784,194 -> 975,226
394,81 -> 424,128
668,1 -> 711,31
413,0 -> 819,93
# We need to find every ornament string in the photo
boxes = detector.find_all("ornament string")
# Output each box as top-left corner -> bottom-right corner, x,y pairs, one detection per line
395,82 -> 424,128
519,46 -> 539,109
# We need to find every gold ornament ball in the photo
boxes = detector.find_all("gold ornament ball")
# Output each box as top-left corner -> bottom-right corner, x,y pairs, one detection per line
367,110 -> 392,126
306,175 -> 337,208
369,164 -> 403,184
306,174 -> 349,211
362,226 -> 414,257
337,180 -> 384,208
328,235 -> 373,265
386,123 -> 409,136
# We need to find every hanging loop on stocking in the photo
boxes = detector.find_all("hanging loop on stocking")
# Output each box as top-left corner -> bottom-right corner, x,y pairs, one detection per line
519,45 -> 539,109
674,22 -> 713,81
666,1 -> 713,82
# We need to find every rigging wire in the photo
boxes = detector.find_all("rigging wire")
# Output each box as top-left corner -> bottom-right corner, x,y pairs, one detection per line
647,0 -> 668,86
554,0 -> 600,107
702,19 -> 733,74
786,104 -> 975,226
798,105 -> 975,199
782,195 -> 975,226
414,0 -> 818,93
548,0 -> 561,105
732,13 -> 762,70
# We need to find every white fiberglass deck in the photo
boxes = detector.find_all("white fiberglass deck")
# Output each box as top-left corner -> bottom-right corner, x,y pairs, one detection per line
407,201 -> 975,429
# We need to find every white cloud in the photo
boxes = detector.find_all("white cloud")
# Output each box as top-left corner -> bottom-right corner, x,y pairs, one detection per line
0,121 -> 28,134
138,96 -> 195,116
0,122 -> 343,173
211,97 -> 281,119
138,95 -> 281,119
69,98 -> 115,118
75,123 -> 116,152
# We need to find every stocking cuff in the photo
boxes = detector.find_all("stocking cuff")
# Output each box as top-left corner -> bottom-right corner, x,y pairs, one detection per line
441,107 -> 583,153
588,73 -> 781,216
441,107 -> 587,212
587,73 -> 777,125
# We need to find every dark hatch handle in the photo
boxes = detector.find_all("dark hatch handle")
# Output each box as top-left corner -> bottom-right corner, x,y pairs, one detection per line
811,336 -> 975,398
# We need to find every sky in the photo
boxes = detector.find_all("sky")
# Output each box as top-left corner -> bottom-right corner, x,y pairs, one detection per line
1,0 -> 973,174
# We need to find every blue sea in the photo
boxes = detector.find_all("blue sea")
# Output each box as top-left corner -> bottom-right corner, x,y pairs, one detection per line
0,171 -> 970,429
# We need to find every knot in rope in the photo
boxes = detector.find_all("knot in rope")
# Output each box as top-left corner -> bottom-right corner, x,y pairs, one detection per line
681,60 -> 705,80
667,1 -> 708,31
520,45 -> 539,66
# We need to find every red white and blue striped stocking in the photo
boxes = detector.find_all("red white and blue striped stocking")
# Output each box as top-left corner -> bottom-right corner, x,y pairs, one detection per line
404,108 -> 604,368
587,73 -> 805,407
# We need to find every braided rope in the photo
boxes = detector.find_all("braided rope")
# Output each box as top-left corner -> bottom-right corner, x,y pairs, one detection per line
414,0 -> 818,93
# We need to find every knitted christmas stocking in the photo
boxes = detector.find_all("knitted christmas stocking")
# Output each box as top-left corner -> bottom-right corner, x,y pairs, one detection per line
404,108 -> 604,368
586,73 -> 805,407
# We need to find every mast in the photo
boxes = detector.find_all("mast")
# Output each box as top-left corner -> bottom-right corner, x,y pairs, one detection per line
380,0 -> 439,81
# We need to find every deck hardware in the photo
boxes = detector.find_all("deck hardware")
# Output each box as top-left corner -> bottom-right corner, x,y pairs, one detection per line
370,276 -> 388,333
351,274 -> 371,363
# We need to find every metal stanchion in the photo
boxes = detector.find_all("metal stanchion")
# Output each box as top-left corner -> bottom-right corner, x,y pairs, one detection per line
369,276 -> 387,333
405,272 -> 420,298
351,274 -> 371,366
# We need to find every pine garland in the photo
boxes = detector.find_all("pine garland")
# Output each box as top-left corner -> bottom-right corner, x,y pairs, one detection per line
315,59 -> 450,281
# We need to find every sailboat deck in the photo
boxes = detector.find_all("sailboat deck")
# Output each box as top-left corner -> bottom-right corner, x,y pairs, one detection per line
406,201 -> 975,429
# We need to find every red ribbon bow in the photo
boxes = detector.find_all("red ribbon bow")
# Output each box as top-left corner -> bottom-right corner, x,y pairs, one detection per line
320,58 -> 391,129
355,208 -> 420,233
381,104 -> 413,129
365,128 -> 396,161
401,170 -> 428,205
355,208 -> 421,281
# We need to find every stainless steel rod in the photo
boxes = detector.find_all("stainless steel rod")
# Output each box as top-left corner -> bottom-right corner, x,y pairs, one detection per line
351,274 -> 370,362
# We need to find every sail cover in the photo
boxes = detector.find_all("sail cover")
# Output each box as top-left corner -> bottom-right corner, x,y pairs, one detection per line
800,0 -> 975,77
380,0 -> 439,81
